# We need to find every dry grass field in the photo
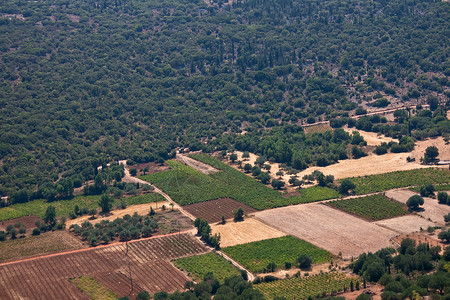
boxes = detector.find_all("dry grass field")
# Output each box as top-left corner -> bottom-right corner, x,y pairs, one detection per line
255,203 -> 396,258
211,217 -> 287,248
374,215 -> 437,234
386,189 -> 450,225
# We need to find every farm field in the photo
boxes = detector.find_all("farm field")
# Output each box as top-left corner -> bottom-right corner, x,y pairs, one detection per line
255,203 -> 396,258
70,276 -> 117,300
385,189 -> 450,225
327,194 -> 409,221
0,231 -> 86,263
174,252 -> 241,282
222,236 -> 332,273
182,198 -> 257,223
410,184 -> 450,193
255,272 -> 360,299
374,215 -> 437,234
0,193 -> 165,222
0,233 -> 209,299
347,168 -> 450,195
303,122 -> 332,134
141,155 -> 338,210
210,217 -> 287,248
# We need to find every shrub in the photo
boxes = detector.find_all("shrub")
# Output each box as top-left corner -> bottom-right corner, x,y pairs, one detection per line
438,192 -> 448,204
297,254 -> 312,269
420,184 -> 435,197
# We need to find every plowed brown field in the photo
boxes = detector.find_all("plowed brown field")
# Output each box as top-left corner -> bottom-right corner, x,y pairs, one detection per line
183,198 -> 258,223
0,233 -> 209,299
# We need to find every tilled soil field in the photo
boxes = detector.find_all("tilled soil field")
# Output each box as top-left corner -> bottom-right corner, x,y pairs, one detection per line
183,198 -> 258,223
255,203 -> 396,258
0,233 -> 209,299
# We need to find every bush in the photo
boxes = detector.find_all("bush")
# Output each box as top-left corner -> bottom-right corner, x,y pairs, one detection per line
136,291 -> 150,300
438,192 -> 448,204
339,179 -> 356,194
297,254 -> 312,269
420,184 -> 435,197
233,208 -> 244,222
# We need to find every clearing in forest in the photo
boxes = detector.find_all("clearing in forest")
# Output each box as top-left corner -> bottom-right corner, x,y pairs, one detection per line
222,236 -> 332,273
255,203 -> 396,258
211,217 -> 287,248
182,198 -> 257,223
302,122 -> 332,134
0,233 -> 209,300
386,189 -> 450,225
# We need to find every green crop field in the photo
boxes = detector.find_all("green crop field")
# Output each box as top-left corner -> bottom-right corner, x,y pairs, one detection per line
221,236 -> 333,273
255,272 -> 359,299
0,193 -> 164,222
343,168 -> 450,195
410,184 -> 450,193
140,154 -> 339,210
174,252 -> 241,282
327,194 -> 409,221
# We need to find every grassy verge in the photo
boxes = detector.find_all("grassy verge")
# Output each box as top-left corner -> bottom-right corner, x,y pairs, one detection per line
141,154 -> 339,210
327,194 -> 409,221
222,236 -> 332,273
0,193 -> 164,221
174,252 -> 241,282
70,276 -> 117,300
342,168 -> 450,195
255,272 -> 359,299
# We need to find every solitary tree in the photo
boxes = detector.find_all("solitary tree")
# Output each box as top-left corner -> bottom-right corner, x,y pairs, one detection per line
406,195 -> 424,210
424,146 -> 439,163
44,205 -> 56,226
297,254 -> 312,269
271,179 -> 285,190
243,163 -> 252,173
234,208 -> 244,222
99,194 -> 114,213
438,192 -> 448,204
229,153 -> 238,162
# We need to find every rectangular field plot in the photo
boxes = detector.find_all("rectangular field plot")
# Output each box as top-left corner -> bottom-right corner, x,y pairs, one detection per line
255,203 -> 396,258
174,252 -> 241,282
183,198 -> 257,223
374,215 -> 437,234
255,272 -> 359,300
0,233 -> 209,300
327,194 -> 409,221
211,218 -> 287,248
222,236 -> 332,273
386,189 -> 450,225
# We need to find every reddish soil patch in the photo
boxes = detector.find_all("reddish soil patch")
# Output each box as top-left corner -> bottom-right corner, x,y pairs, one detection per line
392,231 -> 445,250
0,233 -> 209,299
0,215 -> 42,234
183,198 -> 258,223
132,162 -> 169,176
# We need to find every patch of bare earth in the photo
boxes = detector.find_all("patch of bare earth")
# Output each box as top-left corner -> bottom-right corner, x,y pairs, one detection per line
0,231 -> 86,263
386,189 -> 450,226
176,154 -> 218,175
392,231 -> 445,250
211,217 -> 287,248
255,203 -> 396,259
132,161 -> 169,176
340,284 -> 383,300
343,126 -> 396,146
374,215 -> 437,234
66,201 -> 169,227
182,198 -> 257,223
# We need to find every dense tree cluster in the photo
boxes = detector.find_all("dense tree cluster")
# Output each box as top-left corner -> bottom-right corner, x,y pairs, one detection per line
0,0 -> 448,196
351,238 -> 450,298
